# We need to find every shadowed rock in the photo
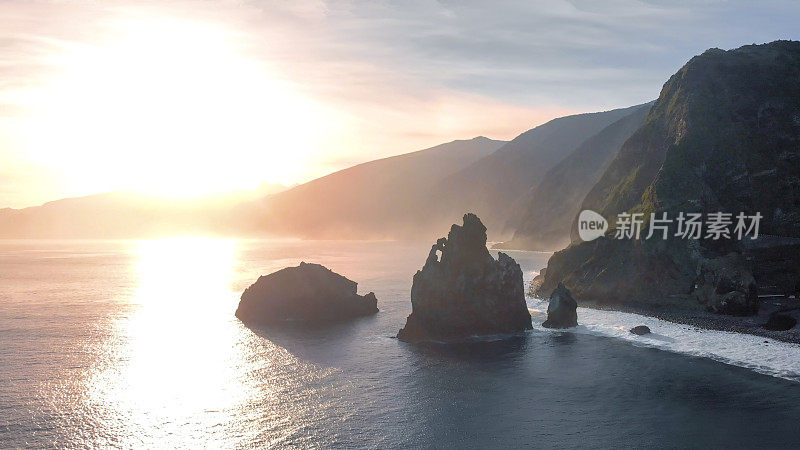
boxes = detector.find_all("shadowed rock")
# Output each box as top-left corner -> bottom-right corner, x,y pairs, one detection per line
762,313 -> 797,331
630,325 -> 651,335
542,282 -> 578,328
235,262 -> 378,324
397,213 -> 532,342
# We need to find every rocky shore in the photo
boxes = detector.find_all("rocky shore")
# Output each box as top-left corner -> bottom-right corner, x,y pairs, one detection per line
569,298 -> 800,344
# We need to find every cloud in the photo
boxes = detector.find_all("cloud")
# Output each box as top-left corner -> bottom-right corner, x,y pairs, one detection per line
3,0 -> 800,115
234,0 -> 799,109
1,0 -> 800,207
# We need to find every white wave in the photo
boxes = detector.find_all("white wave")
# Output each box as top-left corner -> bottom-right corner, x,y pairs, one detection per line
527,298 -> 800,382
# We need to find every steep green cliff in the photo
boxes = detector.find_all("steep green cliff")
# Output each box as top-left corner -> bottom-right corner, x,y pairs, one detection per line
534,41 -> 800,315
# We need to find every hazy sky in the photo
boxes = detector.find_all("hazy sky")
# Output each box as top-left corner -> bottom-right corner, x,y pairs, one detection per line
1,0 -> 799,207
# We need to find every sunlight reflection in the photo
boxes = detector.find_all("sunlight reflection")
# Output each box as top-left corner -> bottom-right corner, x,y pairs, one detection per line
88,237 -> 258,446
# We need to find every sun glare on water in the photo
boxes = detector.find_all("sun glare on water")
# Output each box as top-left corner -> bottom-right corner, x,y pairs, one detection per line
86,238 -> 262,446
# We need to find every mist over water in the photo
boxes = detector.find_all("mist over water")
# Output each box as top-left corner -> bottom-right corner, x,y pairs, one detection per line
2,239 -> 800,448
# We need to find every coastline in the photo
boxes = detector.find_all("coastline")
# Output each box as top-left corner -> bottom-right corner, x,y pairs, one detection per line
567,299 -> 800,345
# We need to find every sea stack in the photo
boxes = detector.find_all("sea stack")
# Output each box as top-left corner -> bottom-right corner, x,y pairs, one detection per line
542,282 -> 578,328
236,262 -> 378,324
397,213 -> 532,342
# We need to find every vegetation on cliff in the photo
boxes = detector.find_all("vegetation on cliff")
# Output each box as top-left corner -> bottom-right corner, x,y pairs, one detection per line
534,41 -> 800,315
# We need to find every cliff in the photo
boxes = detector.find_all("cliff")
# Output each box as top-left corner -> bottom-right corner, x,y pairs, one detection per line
499,102 -> 652,250
534,41 -> 800,315
429,105 -> 645,236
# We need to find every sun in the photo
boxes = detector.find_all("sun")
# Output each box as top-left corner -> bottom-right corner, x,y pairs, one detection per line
15,16 -> 330,198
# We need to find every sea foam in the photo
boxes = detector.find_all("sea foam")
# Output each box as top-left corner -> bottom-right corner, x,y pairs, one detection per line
528,298 -> 800,382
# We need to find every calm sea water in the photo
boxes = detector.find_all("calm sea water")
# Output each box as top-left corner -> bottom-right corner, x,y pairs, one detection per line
2,238 -> 800,448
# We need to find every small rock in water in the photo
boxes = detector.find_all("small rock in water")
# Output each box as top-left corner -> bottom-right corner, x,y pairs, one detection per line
542,282 -> 578,329
630,325 -> 651,335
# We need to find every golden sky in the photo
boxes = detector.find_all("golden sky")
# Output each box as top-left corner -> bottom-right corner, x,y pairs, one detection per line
1,0 -> 796,208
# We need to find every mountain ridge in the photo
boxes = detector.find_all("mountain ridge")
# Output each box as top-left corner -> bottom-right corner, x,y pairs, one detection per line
249,136 -> 507,240
497,102 -> 653,250
428,105 -> 646,236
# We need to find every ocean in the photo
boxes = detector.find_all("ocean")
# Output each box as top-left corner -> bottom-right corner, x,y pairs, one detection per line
2,238 -> 800,448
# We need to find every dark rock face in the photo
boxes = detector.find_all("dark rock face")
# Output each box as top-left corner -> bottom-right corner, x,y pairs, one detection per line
542,283 -> 578,328
397,213 -> 532,341
745,238 -> 800,296
235,262 -> 378,323
762,313 -> 797,331
692,254 -> 759,316
534,41 -> 800,315
630,325 -> 651,335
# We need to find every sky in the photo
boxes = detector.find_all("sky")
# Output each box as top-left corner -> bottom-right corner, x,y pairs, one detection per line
1,0 -> 799,208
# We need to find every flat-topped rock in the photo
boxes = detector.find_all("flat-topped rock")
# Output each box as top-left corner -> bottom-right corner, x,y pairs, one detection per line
397,213 -> 532,342
235,262 -> 378,324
